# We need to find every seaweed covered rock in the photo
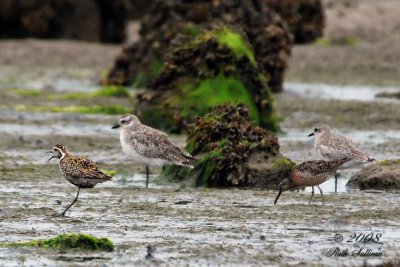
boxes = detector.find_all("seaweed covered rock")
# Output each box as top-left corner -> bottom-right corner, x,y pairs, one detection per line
103,0 -> 292,92
129,0 -> 154,20
160,104 -> 294,188
1,233 -> 114,252
264,0 -> 325,43
347,160 -> 400,191
135,26 -> 278,133
0,0 -> 131,43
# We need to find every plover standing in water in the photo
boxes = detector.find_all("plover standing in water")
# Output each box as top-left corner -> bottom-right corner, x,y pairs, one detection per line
274,158 -> 350,205
308,123 -> 374,192
48,144 -> 112,217
112,115 -> 195,188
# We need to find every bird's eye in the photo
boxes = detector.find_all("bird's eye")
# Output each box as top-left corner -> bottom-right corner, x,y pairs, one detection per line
314,128 -> 318,132
120,120 -> 127,124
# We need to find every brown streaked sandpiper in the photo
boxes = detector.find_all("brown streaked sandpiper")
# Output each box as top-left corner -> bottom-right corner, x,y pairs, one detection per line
48,144 -> 112,217
274,158 -> 350,205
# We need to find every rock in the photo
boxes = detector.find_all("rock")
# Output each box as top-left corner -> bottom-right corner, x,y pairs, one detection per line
103,0 -> 292,93
0,0 -> 131,43
135,26 -> 278,133
264,0 -> 325,43
129,0 -> 154,20
347,160 -> 400,191
159,104 -> 294,188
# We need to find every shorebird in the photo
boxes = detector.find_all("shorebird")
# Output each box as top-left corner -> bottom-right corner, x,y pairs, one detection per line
48,144 -> 112,217
274,158 -> 350,205
308,123 -> 374,192
112,114 -> 195,188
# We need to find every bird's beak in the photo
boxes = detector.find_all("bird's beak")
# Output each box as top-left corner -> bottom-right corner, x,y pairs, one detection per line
48,156 -> 55,161
307,132 -> 314,137
274,187 -> 283,205
111,124 -> 120,129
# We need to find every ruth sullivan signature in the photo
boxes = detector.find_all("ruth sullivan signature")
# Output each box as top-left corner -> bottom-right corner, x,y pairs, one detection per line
326,247 -> 383,258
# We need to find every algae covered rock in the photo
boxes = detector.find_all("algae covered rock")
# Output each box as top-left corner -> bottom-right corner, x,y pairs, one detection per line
1,233 -> 114,252
135,26 -> 278,133
160,104 -> 294,188
264,0 -> 325,43
347,160 -> 400,191
103,0 -> 292,92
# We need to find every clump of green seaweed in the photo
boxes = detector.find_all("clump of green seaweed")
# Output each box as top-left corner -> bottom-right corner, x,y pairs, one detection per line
12,85 -> 130,100
135,26 -> 278,133
1,233 -> 114,252
160,104 -> 294,188
14,104 -> 130,115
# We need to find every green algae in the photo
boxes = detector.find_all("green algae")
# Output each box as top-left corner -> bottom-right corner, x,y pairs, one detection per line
12,86 -> 130,100
213,27 -> 256,66
271,157 -> 295,171
15,104 -> 130,115
177,74 -> 260,125
101,169 -> 117,177
183,22 -> 200,37
133,59 -> 164,88
379,159 -> 400,166
314,36 -> 358,47
1,233 -> 114,252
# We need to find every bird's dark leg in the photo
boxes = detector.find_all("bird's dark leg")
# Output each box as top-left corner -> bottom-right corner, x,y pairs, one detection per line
317,185 -> 324,205
60,187 -> 80,217
308,186 -> 315,205
334,171 -> 338,193
145,165 -> 149,189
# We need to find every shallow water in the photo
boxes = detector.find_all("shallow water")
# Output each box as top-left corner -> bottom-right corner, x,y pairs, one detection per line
1,75 -> 400,266
285,83 -> 400,102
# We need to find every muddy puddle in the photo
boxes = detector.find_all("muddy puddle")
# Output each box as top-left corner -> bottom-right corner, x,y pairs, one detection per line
1,73 -> 400,266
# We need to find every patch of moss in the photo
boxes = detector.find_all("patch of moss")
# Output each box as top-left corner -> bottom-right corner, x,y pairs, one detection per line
13,86 -> 130,99
271,157 -> 295,171
314,36 -> 358,47
177,74 -> 260,124
133,60 -> 164,88
183,22 -> 200,37
92,86 -> 130,98
379,159 -> 400,166
14,104 -> 130,115
213,27 -> 257,66
101,169 -> 117,177
12,88 -> 41,97
1,233 -> 114,252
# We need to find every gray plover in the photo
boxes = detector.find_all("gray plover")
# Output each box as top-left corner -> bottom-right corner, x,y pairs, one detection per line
111,114 -> 195,188
48,144 -> 112,217
308,123 -> 374,191
274,158 -> 350,205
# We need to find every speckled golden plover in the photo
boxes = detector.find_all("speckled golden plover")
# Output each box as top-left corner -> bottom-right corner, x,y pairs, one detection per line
274,158 -> 350,205
112,114 -> 195,188
308,123 -> 374,192
48,144 -> 112,217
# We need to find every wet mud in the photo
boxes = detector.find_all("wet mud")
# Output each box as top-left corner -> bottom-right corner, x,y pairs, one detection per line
1,69 -> 400,266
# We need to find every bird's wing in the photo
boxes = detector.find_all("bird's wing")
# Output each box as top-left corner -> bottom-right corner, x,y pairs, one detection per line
128,126 -> 192,164
333,134 -> 370,161
296,160 -> 340,176
68,156 -> 111,180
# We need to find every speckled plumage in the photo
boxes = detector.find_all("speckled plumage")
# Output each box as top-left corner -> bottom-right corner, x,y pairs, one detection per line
112,115 -> 195,188
48,144 -> 111,216
310,123 -> 373,162
274,158 -> 349,205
